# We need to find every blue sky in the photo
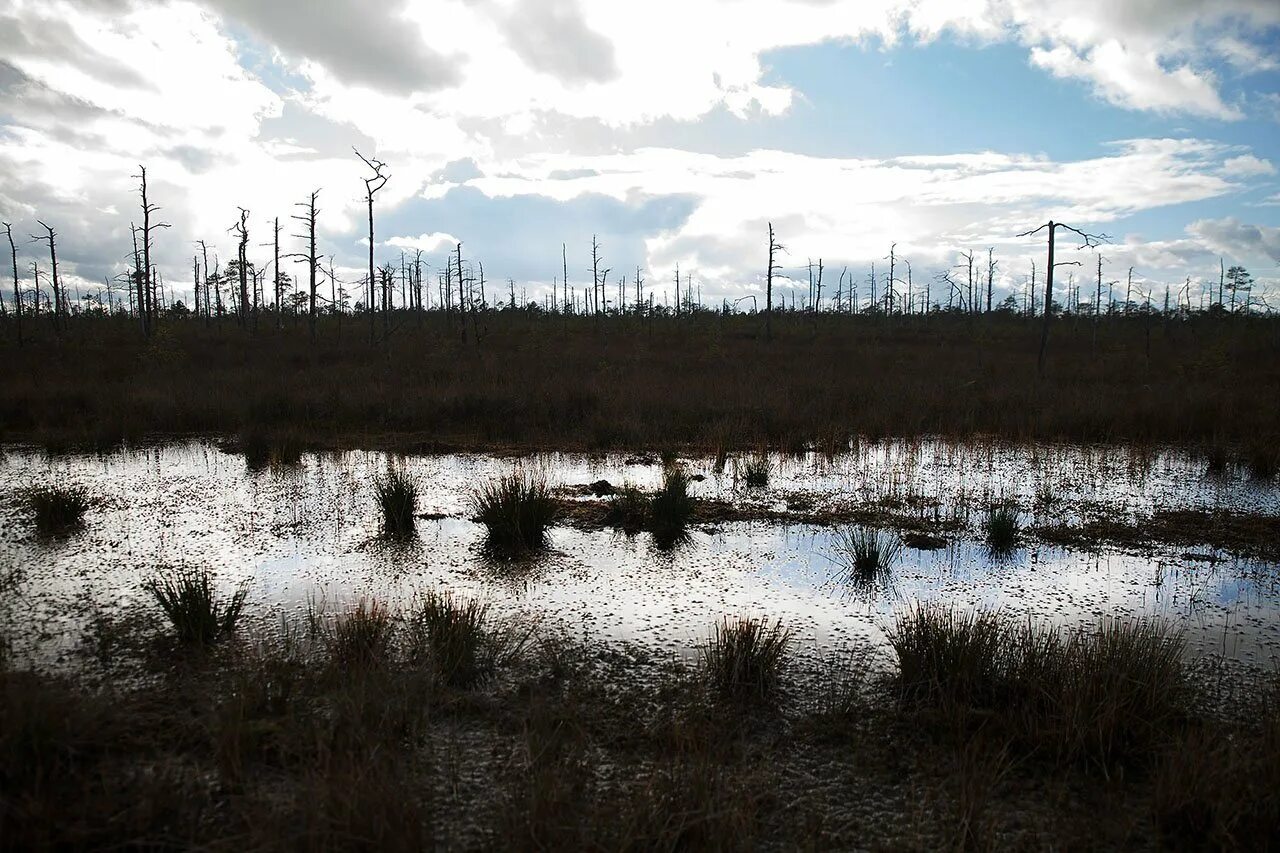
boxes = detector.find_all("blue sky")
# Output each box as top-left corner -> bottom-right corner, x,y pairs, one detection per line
1,0 -> 1279,309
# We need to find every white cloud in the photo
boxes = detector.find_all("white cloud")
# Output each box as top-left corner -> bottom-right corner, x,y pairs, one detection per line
1030,41 -> 1241,120
1221,154 -> 1277,177
385,232 -> 462,253
1187,217 -> 1280,264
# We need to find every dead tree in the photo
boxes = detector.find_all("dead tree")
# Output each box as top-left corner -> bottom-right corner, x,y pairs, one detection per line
30,261 -> 41,319
456,242 -> 467,341
562,243 -> 569,313
1017,221 -> 1107,374
885,244 -> 898,316
904,260 -> 914,315
766,223 -> 784,339
270,217 -> 283,329
958,250 -> 975,314
133,166 -> 170,334
412,249 -> 424,317
591,235 -> 602,316
288,190 -> 321,340
3,222 -> 20,345
232,208 -> 250,328
354,148 -> 389,344
986,249 -> 997,313
31,221 -> 63,333
814,259 -> 824,312
1094,254 -> 1104,319
197,240 -> 213,327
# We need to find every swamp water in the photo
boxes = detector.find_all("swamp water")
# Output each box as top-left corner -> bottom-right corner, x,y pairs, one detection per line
2,440 -> 1278,671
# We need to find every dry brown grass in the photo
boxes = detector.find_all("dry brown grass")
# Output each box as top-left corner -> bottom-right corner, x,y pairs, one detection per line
3,310 -> 1277,452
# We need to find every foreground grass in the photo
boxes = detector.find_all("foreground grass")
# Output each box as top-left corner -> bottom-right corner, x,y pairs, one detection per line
1,600 -> 1276,851
889,605 -> 1189,768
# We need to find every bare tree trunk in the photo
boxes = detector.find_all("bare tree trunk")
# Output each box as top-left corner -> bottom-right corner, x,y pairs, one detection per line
986,248 -> 995,313
355,149 -> 389,346
234,208 -> 250,328
1037,222 -> 1057,374
3,223 -> 21,346
272,216 -> 282,329
33,221 -> 62,334
290,190 -> 320,341
456,242 -> 467,342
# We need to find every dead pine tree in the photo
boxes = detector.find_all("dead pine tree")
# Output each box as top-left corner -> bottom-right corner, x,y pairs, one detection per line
902,260 -> 914,315
884,244 -> 899,317
288,190 -> 321,341
3,222 -> 21,345
269,216 -> 283,329
765,222 -> 785,340
1017,220 -> 1108,375
196,240 -> 214,327
231,208 -> 251,329
986,249 -> 997,313
958,249 -> 975,315
133,166 -> 170,336
562,243 -> 569,313
590,235 -> 603,318
814,258 -> 824,314
354,148 -> 389,345
31,221 -> 64,334
413,249 -> 425,318
455,241 -> 468,342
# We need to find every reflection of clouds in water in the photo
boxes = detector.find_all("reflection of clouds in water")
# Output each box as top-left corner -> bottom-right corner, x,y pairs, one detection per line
1,441 -> 1278,671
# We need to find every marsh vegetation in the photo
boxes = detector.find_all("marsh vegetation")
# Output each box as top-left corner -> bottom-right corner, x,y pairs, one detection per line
2,438 -> 1278,850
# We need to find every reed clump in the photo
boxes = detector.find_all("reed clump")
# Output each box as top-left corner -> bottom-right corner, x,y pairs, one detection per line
829,526 -> 902,588
699,616 -> 792,702
888,604 -> 1187,765
142,568 -> 249,645
650,466 -> 695,531
983,503 -> 1020,553
739,454 -> 770,489
27,484 -> 91,533
603,484 -> 649,533
473,471 -> 560,552
407,590 -> 519,687
374,468 -> 419,536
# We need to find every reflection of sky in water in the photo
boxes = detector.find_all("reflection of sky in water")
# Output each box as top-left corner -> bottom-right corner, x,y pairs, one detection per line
1,442 -> 1277,669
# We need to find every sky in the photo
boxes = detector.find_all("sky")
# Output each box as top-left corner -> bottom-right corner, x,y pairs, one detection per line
2,0 -> 1279,311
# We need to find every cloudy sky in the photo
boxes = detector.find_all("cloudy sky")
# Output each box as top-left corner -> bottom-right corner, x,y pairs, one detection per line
2,0 -> 1279,310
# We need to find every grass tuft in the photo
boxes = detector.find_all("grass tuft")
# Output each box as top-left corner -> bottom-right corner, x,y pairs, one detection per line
603,484 -> 649,533
1245,444 -> 1279,481
983,503 -> 1020,553
473,471 -> 560,552
1203,444 -> 1230,477
330,598 -> 395,668
650,466 -> 696,532
829,526 -> 902,588
27,485 -> 91,533
739,453 -> 770,488
374,468 -> 419,536
889,604 -> 1187,765
407,590 -> 510,687
699,616 -> 792,701
143,568 -> 249,645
